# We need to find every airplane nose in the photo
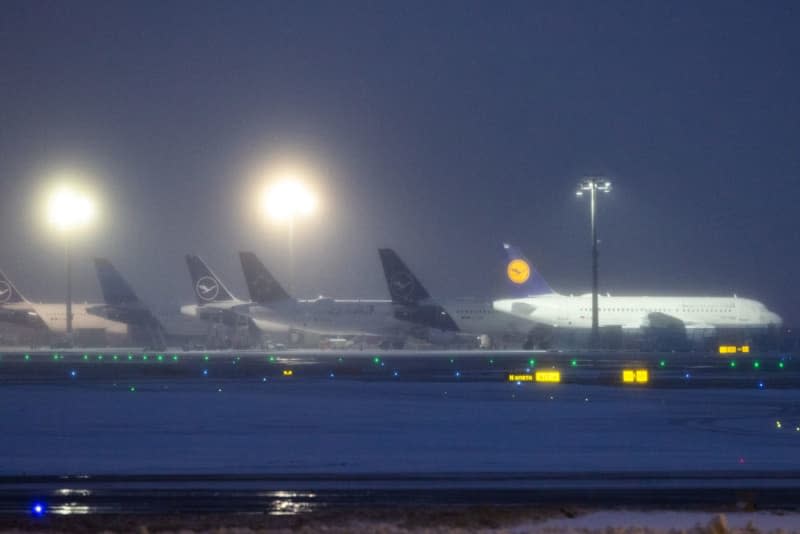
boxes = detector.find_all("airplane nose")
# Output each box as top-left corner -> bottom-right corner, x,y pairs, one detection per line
492,300 -> 512,314
766,311 -> 782,326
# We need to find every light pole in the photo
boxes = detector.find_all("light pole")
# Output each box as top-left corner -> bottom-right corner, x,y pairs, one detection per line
263,178 -> 316,295
576,177 -> 611,347
46,186 -> 95,341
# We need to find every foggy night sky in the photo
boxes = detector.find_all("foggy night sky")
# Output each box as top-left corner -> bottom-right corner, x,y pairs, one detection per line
0,1 -> 798,321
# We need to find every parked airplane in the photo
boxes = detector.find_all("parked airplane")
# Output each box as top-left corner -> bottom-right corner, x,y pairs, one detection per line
239,251 -> 406,339
181,253 -> 460,347
0,268 -> 127,336
492,243 -> 783,332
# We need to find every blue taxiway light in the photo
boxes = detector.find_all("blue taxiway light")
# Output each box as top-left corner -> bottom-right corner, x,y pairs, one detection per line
758,382 -> 765,389
455,371 -> 461,378
329,372 -> 335,378
392,370 -> 399,377
202,369 -> 209,376
69,370 -> 77,378
31,503 -> 45,517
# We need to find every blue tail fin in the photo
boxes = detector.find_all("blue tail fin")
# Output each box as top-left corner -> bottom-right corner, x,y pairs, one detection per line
94,258 -> 142,306
502,243 -> 556,296
92,258 -> 165,347
378,249 -> 431,305
0,269 -> 28,304
239,252 -> 292,304
185,255 -> 237,305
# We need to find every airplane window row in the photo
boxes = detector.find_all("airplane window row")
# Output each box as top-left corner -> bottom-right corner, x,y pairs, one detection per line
455,309 -> 492,315
580,307 -> 731,314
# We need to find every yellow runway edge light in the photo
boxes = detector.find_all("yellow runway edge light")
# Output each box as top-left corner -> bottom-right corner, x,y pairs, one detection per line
719,345 -> 750,354
622,369 -> 649,384
282,369 -> 294,376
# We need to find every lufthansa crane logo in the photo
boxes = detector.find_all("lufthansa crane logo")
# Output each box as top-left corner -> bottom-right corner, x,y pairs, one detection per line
195,276 -> 219,302
507,259 -> 530,285
0,281 -> 11,304
390,272 -> 415,299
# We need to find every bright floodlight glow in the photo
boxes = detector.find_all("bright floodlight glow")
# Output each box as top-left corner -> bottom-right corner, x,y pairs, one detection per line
263,179 -> 317,221
46,186 -> 95,232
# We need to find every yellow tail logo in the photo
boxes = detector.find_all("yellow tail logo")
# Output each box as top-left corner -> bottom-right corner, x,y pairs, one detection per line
507,259 -> 530,285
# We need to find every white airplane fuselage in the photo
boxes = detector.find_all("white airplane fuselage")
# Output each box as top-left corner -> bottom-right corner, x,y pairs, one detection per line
182,298 -> 424,338
439,299 -> 532,336
243,298 -> 413,337
493,294 -> 782,330
1,302 -> 129,335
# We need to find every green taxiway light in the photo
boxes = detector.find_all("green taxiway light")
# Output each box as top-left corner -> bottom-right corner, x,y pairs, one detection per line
129,386 -> 136,392
24,354 -> 30,361
172,355 -> 179,361
268,355 -> 275,362
112,355 -> 119,361
204,355 -> 210,361
142,355 -> 149,361
127,354 -> 133,361
528,359 -> 536,366
489,359 -> 495,364
449,358 -> 454,364
157,355 -> 164,362
778,361 -> 785,369
730,360 -> 737,368
659,360 -> 666,368
82,354 -> 89,360
753,360 -> 761,369
97,355 -> 103,360
570,359 -> 578,367
52,354 -> 59,360
373,357 -> 381,364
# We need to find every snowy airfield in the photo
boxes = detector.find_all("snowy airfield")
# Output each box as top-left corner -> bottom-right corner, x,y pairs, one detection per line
1,349 -> 799,519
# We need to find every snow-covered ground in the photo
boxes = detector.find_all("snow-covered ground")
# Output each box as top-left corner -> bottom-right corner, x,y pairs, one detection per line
528,511 -> 800,533
1,379 -> 799,476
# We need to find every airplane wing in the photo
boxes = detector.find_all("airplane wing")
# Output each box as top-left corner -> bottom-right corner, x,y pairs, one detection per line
636,312 -> 715,331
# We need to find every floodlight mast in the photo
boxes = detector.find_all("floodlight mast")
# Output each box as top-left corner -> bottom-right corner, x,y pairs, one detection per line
46,185 -> 96,342
576,177 -> 611,347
